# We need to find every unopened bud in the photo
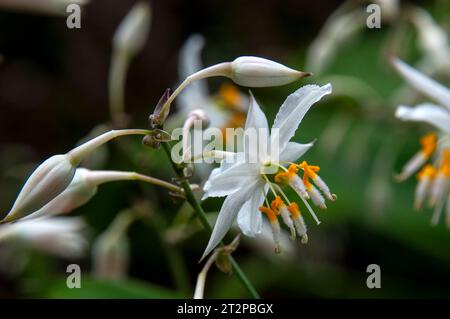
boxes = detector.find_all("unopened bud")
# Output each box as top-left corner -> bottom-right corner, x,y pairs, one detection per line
113,2 -> 151,55
229,56 -> 311,87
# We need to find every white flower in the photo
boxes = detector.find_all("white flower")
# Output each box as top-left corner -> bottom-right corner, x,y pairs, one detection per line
201,83 -> 333,259
2,129 -> 153,223
113,2 -> 151,56
0,217 -> 88,258
392,58 -> 450,226
92,211 -> 136,280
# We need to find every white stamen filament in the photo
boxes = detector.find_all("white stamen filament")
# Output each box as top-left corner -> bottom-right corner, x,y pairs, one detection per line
292,216 -> 308,244
429,175 -> 448,207
395,151 -> 427,182
299,195 -> 321,225
414,177 -> 431,210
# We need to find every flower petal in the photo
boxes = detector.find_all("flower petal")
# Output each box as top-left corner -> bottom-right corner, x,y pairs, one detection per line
396,103 -> 450,133
279,141 -> 314,163
244,94 -> 269,159
392,58 -> 450,110
201,180 -> 261,259
202,162 -> 259,199
272,84 -> 332,152
237,181 -> 268,237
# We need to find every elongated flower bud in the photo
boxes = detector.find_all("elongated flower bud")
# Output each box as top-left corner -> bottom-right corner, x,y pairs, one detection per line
3,154 -> 76,223
229,56 -> 312,87
2,129 -> 152,223
113,2 -> 151,55
23,168 -> 182,220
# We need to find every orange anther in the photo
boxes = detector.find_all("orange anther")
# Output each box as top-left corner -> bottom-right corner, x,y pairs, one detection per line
259,206 -> 278,222
420,133 -> 437,157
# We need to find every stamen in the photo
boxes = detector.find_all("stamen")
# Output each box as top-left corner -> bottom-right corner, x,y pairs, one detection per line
395,133 -> 437,182
259,206 -> 281,253
305,180 -> 327,209
275,164 -> 309,199
287,202 -> 308,244
271,196 -> 296,240
429,150 -> 450,206
299,161 -> 336,202
415,165 -> 436,210
299,194 -> 321,225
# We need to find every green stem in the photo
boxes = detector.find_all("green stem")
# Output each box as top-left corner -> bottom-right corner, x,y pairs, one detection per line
162,143 -> 260,299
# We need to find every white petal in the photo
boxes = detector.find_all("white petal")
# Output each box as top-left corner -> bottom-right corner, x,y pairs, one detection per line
279,141 -> 314,163
202,162 -> 258,199
244,94 -> 269,156
272,84 -> 332,152
396,103 -> 450,133
237,182 -> 268,237
392,58 -> 450,110
201,180 -> 261,259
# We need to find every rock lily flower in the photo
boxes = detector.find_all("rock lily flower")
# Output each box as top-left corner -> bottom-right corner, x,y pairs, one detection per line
2,129 -> 153,223
392,58 -> 450,226
201,83 -> 334,258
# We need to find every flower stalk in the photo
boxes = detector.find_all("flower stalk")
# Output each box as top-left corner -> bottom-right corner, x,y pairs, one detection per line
161,143 -> 260,299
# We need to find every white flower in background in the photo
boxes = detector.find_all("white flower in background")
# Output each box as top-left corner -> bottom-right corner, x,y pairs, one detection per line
22,168 -> 181,221
392,58 -> 450,226
201,84 -> 334,259
92,210 -> 137,280
1,129 -> 153,223
0,217 -> 87,259
110,2 -> 152,125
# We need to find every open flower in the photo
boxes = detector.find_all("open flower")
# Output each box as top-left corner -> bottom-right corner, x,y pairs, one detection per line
392,58 -> 450,226
201,83 -> 334,258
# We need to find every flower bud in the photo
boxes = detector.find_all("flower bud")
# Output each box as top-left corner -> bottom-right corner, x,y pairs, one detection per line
2,129 -> 152,223
113,2 -> 151,55
2,154 -> 76,223
229,56 -> 311,87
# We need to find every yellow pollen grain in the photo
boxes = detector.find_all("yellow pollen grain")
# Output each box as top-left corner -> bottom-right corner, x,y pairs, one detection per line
271,196 -> 286,212
287,202 -> 301,218
259,206 -> 278,222
417,164 -> 437,180
274,164 -> 298,184
218,83 -> 241,109
299,161 -> 320,188
439,149 -> 450,177
420,132 -> 437,157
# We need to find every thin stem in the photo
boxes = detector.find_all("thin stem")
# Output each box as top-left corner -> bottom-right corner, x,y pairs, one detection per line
194,251 -> 218,299
109,51 -> 130,126
133,173 -> 183,194
162,143 -> 260,299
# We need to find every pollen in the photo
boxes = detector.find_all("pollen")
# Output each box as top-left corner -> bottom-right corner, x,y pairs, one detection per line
417,164 -> 437,180
218,83 -> 241,109
298,161 -> 320,181
287,202 -> 301,218
259,206 -> 279,222
439,149 -> 450,177
420,132 -> 437,157
271,196 -> 286,211
274,164 -> 298,184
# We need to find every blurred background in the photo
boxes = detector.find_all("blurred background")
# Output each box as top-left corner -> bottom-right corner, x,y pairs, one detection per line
0,0 -> 449,298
